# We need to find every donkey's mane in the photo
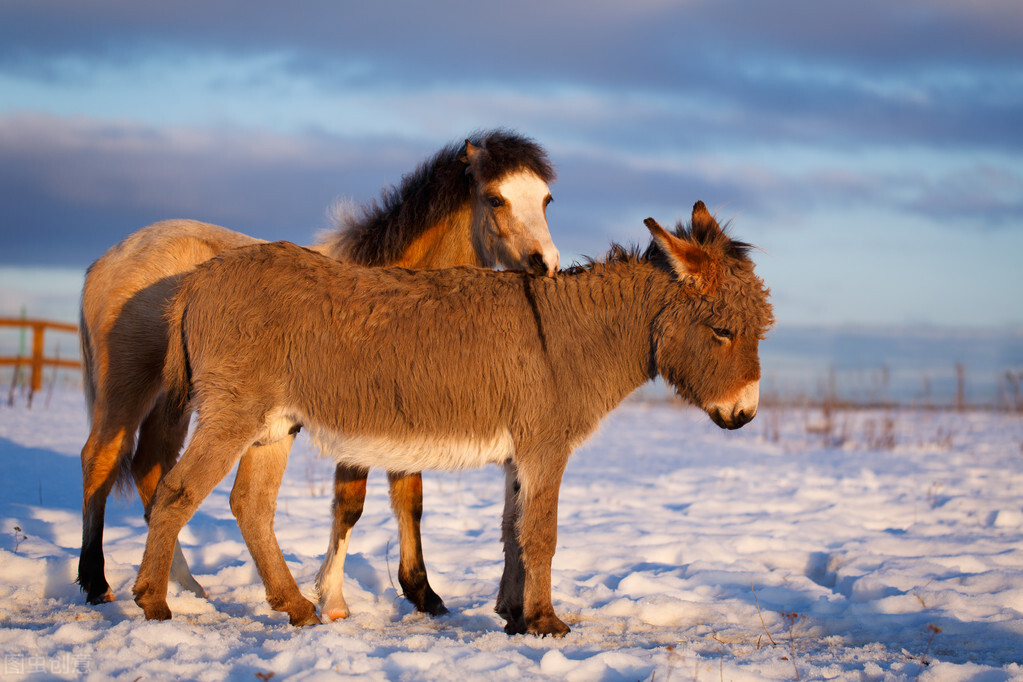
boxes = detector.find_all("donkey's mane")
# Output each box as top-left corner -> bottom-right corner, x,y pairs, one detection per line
564,204 -> 752,276
325,129 -> 555,267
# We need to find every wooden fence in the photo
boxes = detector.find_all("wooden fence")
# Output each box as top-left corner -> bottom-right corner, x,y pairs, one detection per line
0,317 -> 81,397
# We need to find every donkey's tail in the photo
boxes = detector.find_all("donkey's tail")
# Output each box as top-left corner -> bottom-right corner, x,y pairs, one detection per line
162,292 -> 193,424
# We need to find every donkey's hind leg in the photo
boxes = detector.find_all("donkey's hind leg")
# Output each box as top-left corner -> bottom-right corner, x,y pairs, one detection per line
231,437 -> 320,626
316,463 -> 368,621
388,471 -> 447,615
132,394 -> 206,599
133,424 -> 249,621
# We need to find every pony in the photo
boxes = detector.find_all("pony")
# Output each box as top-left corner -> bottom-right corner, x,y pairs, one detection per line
133,201 -> 774,635
77,130 -> 558,619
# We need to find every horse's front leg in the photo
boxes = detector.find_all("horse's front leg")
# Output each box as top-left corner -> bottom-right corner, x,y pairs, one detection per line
496,460 -> 526,632
316,463 -> 368,621
388,471 -> 447,615
513,454 -> 570,637
231,437 -> 319,626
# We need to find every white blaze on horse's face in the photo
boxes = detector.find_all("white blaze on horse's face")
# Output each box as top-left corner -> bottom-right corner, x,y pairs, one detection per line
489,170 -> 560,276
705,380 -> 760,430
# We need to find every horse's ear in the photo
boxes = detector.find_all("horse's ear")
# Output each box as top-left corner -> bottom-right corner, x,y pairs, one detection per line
644,217 -> 712,284
461,140 -> 480,165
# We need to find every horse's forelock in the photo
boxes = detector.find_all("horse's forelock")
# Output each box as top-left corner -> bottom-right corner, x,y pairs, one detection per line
465,129 -> 556,185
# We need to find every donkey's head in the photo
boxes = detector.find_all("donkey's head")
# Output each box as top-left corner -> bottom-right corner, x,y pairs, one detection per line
646,202 -> 774,429
462,134 -> 559,277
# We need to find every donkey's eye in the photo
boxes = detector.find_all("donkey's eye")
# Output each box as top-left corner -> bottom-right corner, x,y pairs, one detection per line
711,326 -> 734,341
486,195 -> 505,208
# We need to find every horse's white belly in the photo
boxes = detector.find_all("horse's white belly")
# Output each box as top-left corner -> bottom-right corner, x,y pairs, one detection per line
310,428 -> 515,472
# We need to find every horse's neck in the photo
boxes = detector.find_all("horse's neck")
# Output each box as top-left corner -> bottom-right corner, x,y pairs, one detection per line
310,204 -> 482,268
392,205 -> 481,269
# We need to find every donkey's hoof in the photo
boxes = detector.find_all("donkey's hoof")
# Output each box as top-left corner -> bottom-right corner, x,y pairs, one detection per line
175,577 -> 207,600
140,601 -> 172,621
527,614 -> 570,638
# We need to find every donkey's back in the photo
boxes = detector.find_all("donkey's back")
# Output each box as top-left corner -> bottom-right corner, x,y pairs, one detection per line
164,241 -> 550,472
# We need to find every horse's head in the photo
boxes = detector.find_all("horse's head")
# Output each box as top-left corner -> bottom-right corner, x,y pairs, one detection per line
646,202 -> 774,429
463,136 -> 560,277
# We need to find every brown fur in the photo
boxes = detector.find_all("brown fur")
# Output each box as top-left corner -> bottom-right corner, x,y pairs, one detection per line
77,130 -> 558,611
134,202 -> 773,635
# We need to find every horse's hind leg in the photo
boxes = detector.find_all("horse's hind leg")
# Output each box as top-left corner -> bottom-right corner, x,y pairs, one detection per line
79,423 -> 134,604
504,454 -> 570,637
231,438 -> 319,626
133,423 -> 250,621
316,463 -> 368,621
388,471 -> 447,615
495,460 -> 526,632
132,395 -> 206,598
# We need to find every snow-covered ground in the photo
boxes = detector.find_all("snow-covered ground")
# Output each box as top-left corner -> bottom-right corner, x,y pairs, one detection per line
1,389 -> 1022,680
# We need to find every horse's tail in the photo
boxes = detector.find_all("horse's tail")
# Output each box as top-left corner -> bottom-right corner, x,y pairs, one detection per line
78,300 -> 97,422
162,290 -> 193,426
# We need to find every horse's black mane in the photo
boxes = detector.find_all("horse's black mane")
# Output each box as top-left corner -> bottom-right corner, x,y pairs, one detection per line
334,129 -> 555,266
564,203 -> 752,276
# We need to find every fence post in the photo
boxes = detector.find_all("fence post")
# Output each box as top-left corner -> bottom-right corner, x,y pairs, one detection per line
31,322 -> 46,396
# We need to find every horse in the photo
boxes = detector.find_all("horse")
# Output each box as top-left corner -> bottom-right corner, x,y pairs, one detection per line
77,129 -> 559,619
133,201 -> 774,635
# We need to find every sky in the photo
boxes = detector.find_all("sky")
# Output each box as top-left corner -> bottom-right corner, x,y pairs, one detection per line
1,0 -> 1022,328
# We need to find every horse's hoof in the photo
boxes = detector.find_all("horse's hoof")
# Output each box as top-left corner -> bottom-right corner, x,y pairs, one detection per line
290,612 -> 322,627
322,607 -> 349,622
419,590 -> 448,617
86,589 -> 115,605
320,595 -> 350,622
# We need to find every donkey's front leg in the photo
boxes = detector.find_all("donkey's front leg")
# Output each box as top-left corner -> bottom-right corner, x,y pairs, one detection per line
232,437 -> 320,626
515,456 -> 570,637
316,463 -> 368,621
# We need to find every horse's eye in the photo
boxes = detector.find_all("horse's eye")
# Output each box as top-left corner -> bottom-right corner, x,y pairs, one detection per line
544,195 -> 554,208
711,326 -> 734,341
487,195 -> 504,208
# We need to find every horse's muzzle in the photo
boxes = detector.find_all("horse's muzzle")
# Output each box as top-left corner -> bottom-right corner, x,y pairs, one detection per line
709,406 -> 756,430
528,251 -> 550,276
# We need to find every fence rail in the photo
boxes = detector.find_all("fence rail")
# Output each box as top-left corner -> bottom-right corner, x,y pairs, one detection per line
0,317 -> 81,397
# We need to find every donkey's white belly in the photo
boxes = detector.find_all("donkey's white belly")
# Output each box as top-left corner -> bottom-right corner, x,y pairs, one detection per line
309,427 -> 515,473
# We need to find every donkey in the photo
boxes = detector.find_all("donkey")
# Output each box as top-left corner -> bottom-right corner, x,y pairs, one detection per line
134,201 -> 773,634
77,130 -> 558,617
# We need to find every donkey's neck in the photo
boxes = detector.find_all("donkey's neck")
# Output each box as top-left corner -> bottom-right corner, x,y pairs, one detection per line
534,260 -> 670,412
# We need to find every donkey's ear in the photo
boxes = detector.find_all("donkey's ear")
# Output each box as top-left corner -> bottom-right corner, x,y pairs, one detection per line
461,140 -> 480,165
644,217 -> 711,282
691,200 -> 721,234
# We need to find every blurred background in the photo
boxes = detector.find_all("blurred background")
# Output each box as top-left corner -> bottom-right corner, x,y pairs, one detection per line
1,0 -> 1020,407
